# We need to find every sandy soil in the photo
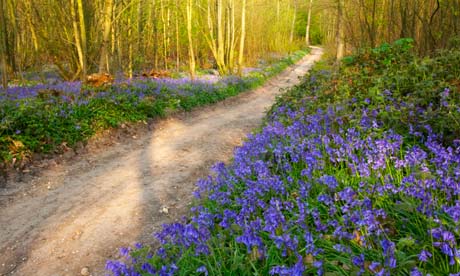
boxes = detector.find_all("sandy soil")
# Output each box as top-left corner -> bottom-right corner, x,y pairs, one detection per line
0,47 -> 323,276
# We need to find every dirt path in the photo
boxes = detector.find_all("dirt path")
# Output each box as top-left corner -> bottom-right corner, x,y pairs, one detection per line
0,47 -> 322,276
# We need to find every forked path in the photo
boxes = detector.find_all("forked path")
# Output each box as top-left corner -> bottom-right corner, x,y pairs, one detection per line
0,47 -> 323,276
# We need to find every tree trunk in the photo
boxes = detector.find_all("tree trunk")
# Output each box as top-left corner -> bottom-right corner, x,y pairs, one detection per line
0,0 -> 8,90
70,0 -> 86,80
217,0 -> 226,74
305,0 -> 313,46
228,0 -> 236,72
160,0 -> 168,69
205,0 -> 217,68
128,1 -> 134,78
175,1 -> 180,71
370,0 -> 376,47
6,0 -> 16,73
277,0 -> 280,23
290,0 -> 297,43
76,0 -> 87,77
152,0 -> 159,69
237,0 -> 246,76
186,0 -> 196,79
336,0 -> 345,60
99,0 -> 114,73
24,0 -> 38,52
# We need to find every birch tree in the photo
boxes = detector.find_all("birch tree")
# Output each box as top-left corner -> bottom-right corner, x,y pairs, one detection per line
305,0 -> 313,46
70,0 -> 86,79
99,0 -> 114,73
186,0 -> 196,79
76,0 -> 87,77
237,0 -> 247,76
336,0 -> 344,60
0,0 -> 7,89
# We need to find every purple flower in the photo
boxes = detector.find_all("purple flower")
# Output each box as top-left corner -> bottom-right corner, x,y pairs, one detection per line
352,254 -> 365,267
369,262 -> 382,273
270,256 -> 305,276
441,88 -> 450,99
411,267 -> 423,276
418,249 -> 432,262
141,263 -> 156,274
119,247 -> 130,257
196,265 -> 208,276
319,175 -> 339,190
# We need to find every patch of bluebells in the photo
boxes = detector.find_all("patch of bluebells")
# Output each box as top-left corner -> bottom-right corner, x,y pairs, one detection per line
106,87 -> 460,275
1,76 -> 243,162
0,76 -> 238,102
1,50 -> 308,164
106,46 -> 460,274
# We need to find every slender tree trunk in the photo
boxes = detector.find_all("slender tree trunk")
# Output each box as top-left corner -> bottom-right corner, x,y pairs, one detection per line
166,4 -> 171,66
290,0 -> 297,43
277,0 -> 280,23
225,5 -> 230,67
99,0 -> 114,73
70,0 -> 86,80
152,0 -> 159,69
205,0 -> 217,67
217,0 -> 226,74
380,0 -> 387,42
137,0 -> 143,57
186,0 -> 196,79
175,1 -> 180,71
6,0 -> 16,73
306,0 -> 313,46
388,0 -> 394,41
400,0 -> 408,38
25,0 -> 38,51
0,0 -> 7,90
229,0 -> 236,72
128,1 -> 134,78
237,0 -> 246,76
336,0 -> 345,60
410,0 -> 417,39
117,24 -> 123,72
76,0 -> 87,77
111,3 -> 116,56
370,0 -> 376,47
160,0 -> 168,69
145,0 -> 152,55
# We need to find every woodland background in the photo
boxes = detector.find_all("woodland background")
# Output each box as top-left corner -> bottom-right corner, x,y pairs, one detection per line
0,0 -> 459,88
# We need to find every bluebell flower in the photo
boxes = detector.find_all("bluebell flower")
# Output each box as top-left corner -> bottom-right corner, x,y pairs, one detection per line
411,267 -> 423,276
196,265 -> 208,276
418,249 -> 432,262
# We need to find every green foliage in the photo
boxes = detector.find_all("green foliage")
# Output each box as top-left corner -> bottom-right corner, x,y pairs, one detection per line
273,39 -> 460,143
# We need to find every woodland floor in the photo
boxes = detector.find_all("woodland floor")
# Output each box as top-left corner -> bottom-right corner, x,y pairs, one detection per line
0,47 -> 323,276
